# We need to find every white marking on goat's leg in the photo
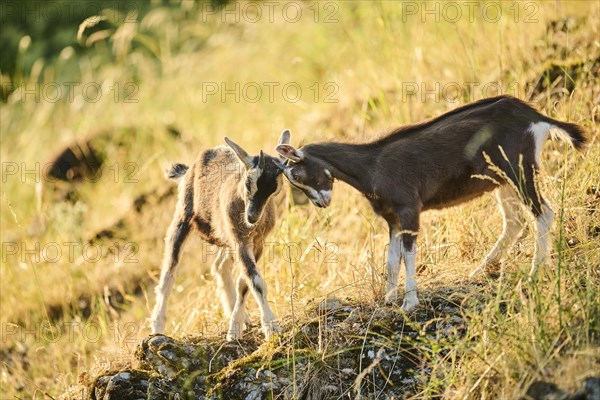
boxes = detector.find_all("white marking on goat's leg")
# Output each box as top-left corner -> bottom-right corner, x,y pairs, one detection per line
384,229 -> 402,303
401,242 -> 419,312
471,186 -> 525,276
150,218 -> 190,334
227,276 -> 249,341
251,274 -> 281,339
211,249 -> 236,317
530,204 -> 554,276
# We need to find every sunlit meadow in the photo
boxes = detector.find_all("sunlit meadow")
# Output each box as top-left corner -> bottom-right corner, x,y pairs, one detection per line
1,1 -> 598,398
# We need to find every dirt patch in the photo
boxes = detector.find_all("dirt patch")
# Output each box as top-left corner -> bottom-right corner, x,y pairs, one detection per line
46,139 -> 103,183
524,16 -> 600,106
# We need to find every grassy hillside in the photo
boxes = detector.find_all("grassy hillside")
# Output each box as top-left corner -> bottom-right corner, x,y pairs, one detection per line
1,1 -> 598,398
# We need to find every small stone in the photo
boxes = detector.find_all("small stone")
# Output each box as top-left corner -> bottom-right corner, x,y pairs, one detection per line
262,370 -> 275,379
584,377 -> 600,400
317,298 -> 343,315
524,381 -> 567,400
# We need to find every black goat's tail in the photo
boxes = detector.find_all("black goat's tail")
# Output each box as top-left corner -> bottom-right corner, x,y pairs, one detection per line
165,163 -> 189,180
542,116 -> 588,151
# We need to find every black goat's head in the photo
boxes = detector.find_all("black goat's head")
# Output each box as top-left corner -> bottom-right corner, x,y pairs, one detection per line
274,130 -> 334,208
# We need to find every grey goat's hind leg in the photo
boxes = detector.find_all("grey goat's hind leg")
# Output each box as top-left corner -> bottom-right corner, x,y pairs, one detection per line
150,216 -> 191,334
211,248 -> 236,317
227,275 -> 249,341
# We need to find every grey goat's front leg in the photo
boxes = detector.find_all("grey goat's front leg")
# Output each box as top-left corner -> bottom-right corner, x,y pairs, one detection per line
227,244 -> 280,340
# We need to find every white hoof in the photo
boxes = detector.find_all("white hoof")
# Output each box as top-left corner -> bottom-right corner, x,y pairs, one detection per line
384,290 -> 398,304
400,295 -> 419,312
469,265 -> 486,278
530,256 -> 548,277
226,328 -> 243,342
261,321 -> 282,340
470,260 -> 501,277
227,318 -> 244,341
527,265 -> 541,283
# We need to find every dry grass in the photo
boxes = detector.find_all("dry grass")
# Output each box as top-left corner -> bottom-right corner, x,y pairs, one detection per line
1,1 -> 599,398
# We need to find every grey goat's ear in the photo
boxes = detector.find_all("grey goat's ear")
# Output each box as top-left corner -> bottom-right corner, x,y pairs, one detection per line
275,144 -> 304,162
278,129 -> 291,145
257,150 -> 265,170
224,137 -> 254,169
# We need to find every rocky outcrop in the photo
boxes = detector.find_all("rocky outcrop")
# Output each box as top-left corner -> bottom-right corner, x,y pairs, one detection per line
86,296 -> 468,399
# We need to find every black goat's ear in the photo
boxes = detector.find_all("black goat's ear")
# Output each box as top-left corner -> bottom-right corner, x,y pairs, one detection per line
224,137 -> 253,169
275,144 -> 304,162
278,129 -> 291,145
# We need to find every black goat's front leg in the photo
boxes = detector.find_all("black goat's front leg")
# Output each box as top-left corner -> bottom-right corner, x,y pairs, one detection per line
396,206 -> 420,312
384,222 -> 402,303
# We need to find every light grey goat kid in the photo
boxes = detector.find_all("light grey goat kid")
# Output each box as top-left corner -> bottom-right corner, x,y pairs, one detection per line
150,133 -> 290,340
